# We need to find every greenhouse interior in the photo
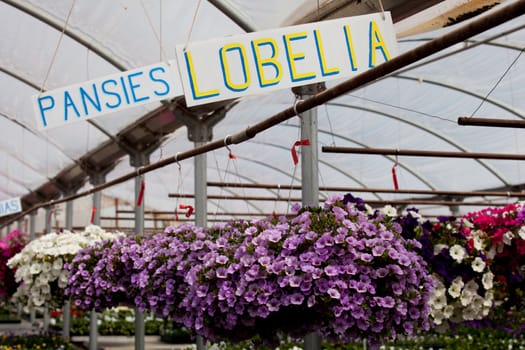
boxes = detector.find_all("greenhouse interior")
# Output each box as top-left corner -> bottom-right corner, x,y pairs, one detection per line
0,0 -> 525,349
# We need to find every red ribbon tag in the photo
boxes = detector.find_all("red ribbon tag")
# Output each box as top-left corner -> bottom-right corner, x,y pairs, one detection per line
90,207 -> 97,224
137,180 -> 145,206
391,163 -> 399,191
291,139 -> 311,165
179,204 -> 194,218
174,208 -> 179,221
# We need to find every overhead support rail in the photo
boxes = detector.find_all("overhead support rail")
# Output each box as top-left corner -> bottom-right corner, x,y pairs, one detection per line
322,146 -> 525,160
206,181 -> 525,198
458,117 -> 525,128
1,0 -> 524,229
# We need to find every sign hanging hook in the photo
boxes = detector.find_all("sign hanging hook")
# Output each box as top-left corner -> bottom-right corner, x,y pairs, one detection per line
378,0 -> 386,20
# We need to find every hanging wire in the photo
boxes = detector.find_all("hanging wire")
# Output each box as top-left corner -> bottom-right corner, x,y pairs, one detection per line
160,0 -> 163,62
377,0 -> 386,20
469,46 -> 525,117
39,0 -> 77,94
184,0 -> 203,51
174,153 -> 183,221
323,104 -> 337,146
140,0 -> 169,62
286,117 -> 303,214
347,93 -> 456,124
212,146 -> 233,219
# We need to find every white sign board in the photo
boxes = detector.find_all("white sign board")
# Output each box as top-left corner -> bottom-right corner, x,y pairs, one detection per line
32,61 -> 183,130
176,12 -> 397,106
0,197 -> 22,218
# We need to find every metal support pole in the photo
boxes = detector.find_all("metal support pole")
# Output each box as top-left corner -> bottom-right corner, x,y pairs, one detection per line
134,170 -> 145,350
90,175 -> 105,350
295,84 -> 323,350
43,207 -> 52,333
172,103 -> 226,350
17,218 -> 23,231
63,197 -> 74,341
29,211 -> 36,325
194,142 -> 207,350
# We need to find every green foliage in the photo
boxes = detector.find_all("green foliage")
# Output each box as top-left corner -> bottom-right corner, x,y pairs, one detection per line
0,334 -> 72,350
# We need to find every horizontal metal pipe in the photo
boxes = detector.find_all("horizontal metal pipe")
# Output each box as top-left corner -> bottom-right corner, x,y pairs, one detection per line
169,193 -> 510,206
1,0 -> 524,229
99,216 -> 227,223
168,193 -> 304,201
207,181 -> 525,198
116,210 -> 284,217
322,146 -> 525,160
458,117 -> 525,128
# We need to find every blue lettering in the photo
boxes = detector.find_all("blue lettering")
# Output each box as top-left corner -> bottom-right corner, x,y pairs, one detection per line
119,76 -> 131,105
149,67 -> 170,97
79,84 -> 101,116
37,95 -> 54,127
101,79 -> 122,109
9,199 -> 20,212
64,91 -> 80,120
127,71 -> 149,103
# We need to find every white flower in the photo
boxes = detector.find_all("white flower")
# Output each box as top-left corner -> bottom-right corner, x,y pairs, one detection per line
52,258 -> 63,271
464,280 -> 479,293
448,283 -> 462,299
460,289 -> 473,306
41,261 -> 52,273
482,271 -> 494,290
470,295 -> 485,311
431,309 -> 444,325
519,226 -> 525,240
443,305 -> 454,319
486,246 -> 497,260
503,231 -> 514,245
450,244 -> 466,263
462,219 -> 474,228
471,257 -> 486,272
364,204 -> 374,215
33,295 -> 45,307
433,244 -> 448,255
430,292 -> 447,310
473,236 -> 484,251
483,291 -> 494,307
383,205 -> 397,217
29,262 -> 42,274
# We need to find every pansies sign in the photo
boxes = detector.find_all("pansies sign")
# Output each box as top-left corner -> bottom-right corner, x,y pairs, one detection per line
32,13 -> 396,128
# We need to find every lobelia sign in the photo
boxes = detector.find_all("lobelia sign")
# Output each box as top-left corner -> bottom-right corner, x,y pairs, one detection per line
31,13 -> 397,127
32,61 -> 183,130
0,197 -> 22,218
176,12 -> 397,107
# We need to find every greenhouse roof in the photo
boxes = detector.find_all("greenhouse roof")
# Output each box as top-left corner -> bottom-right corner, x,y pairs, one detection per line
1,0 -> 525,232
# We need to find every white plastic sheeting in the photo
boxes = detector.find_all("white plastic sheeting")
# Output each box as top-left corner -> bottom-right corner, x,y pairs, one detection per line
1,0 -> 525,232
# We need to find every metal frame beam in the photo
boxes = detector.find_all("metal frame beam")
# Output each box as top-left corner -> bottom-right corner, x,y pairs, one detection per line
3,0 -> 129,71
208,0 -> 259,32
327,102 -> 511,187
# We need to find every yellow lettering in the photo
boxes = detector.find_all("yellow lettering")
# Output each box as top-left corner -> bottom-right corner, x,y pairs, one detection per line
369,21 -> 391,68
184,50 -> 220,100
251,38 -> 282,87
314,29 -> 339,76
343,25 -> 359,71
220,43 -> 251,92
283,32 -> 316,82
